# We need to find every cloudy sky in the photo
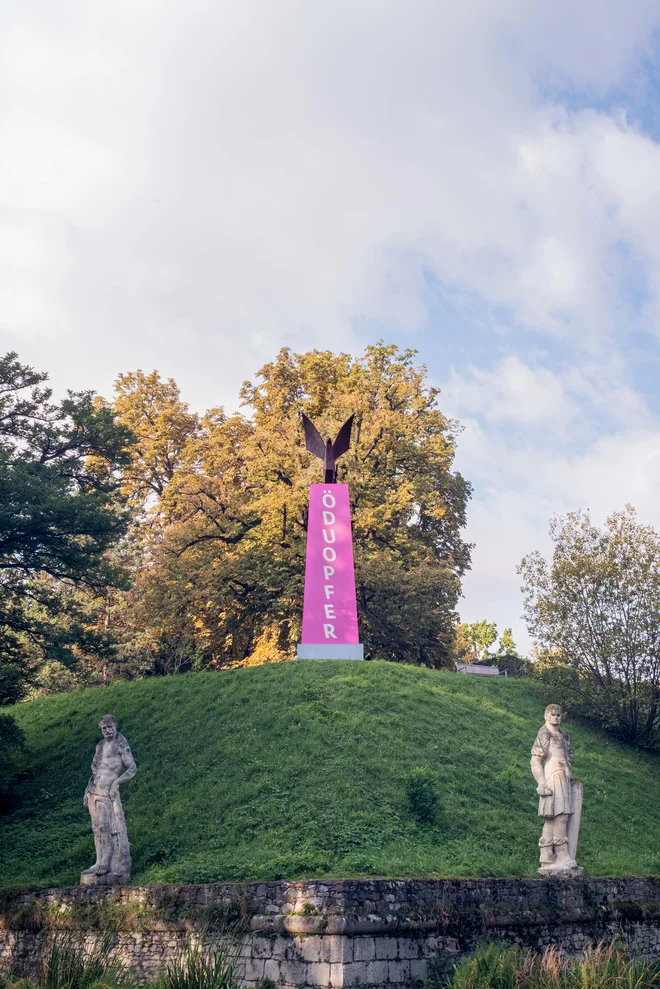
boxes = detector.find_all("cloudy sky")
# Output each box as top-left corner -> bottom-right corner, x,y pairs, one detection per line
3,0 -> 660,650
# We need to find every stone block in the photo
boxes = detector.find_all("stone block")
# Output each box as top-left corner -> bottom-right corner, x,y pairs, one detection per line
263,958 -> 281,982
252,938 -> 273,959
309,962 -> 331,985
283,941 -> 304,962
343,961 -> 367,985
353,938 -> 375,962
364,960 -> 389,983
397,938 -> 419,960
374,938 -> 398,960
388,960 -> 410,983
410,959 -> 428,980
270,938 -> 288,961
281,960 -> 310,985
329,962 -> 344,987
242,958 -> 265,982
299,935 -> 323,962
327,935 -> 352,963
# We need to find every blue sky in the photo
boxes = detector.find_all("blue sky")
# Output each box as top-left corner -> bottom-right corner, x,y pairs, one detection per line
3,0 -> 660,652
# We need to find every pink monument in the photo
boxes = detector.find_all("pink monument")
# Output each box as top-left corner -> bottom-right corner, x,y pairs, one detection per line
297,416 -> 364,660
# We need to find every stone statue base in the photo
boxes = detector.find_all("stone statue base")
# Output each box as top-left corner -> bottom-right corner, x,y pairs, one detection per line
80,871 -> 130,887
538,865 -> 584,878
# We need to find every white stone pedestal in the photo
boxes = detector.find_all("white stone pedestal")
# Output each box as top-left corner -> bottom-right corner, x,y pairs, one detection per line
297,644 -> 364,660
538,866 -> 585,878
80,871 -> 130,887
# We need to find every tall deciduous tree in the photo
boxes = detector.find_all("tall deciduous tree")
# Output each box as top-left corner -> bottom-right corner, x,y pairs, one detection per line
0,353 -> 134,701
112,370 -> 201,520
133,344 -> 472,668
519,506 -> 660,747
30,372 -> 205,690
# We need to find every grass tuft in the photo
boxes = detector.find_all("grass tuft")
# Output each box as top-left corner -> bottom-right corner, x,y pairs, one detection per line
155,937 -> 240,989
405,767 -> 440,825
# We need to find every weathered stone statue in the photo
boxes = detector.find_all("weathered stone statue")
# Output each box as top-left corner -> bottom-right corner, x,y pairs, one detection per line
81,715 -> 136,886
530,704 -> 584,876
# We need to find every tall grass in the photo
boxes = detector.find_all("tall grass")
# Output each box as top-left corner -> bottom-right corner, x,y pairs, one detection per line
158,936 -> 241,989
39,934 -> 135,989
445,943 -> 660,989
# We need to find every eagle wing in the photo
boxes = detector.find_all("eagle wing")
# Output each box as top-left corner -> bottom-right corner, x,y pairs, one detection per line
332,414 -> 354,460
301,413 -> 326,460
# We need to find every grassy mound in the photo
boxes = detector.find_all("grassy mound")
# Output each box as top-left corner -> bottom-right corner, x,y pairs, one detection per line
1,661 -> 659,889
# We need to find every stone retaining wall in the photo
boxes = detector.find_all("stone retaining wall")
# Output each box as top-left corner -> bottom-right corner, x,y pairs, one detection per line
1,878 -> 660,986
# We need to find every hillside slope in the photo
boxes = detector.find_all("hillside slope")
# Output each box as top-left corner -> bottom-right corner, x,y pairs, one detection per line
1,661 -> 659,890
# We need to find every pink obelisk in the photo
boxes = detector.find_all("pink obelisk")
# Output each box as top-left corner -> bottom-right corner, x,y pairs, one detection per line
297,483 -> 363,660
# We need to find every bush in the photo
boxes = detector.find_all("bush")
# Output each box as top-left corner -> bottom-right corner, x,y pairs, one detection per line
0,714 -> 24,808
405,767 -> 440,825
492,654 -> 532,678
0,661 -> 27,706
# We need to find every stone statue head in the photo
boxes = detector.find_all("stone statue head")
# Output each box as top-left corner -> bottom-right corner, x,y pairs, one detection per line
99,714 -> 118,739
544,703 -> 562,728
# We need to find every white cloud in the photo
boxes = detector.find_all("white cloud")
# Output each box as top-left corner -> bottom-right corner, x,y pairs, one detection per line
444,357 -> 580,431
447,373 -> 660,651
2,0 -> 660,404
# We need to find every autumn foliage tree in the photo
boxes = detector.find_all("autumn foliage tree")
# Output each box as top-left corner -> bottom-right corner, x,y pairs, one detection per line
53,371 -> 206,683
113,370 -> 201,520
109,345 -> 472,670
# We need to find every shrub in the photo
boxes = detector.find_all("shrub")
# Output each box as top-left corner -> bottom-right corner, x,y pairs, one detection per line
492,654 -> 532,678
0,714 -> 24,808
405,767 -> 440,825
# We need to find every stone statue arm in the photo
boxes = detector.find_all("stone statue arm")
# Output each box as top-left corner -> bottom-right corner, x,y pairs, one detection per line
83,746 -> 102,807
530,753 -> 552,797
108,747 -> 136,799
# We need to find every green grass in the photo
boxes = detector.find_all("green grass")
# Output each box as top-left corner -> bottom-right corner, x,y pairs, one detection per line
1,661 -> 659,889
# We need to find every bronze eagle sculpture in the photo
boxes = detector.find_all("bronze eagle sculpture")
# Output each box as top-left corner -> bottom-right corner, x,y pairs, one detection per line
301,413 -> 354,483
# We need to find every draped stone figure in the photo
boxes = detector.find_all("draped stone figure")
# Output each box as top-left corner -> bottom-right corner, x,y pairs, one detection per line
81,715 -> 136,886
530,704 -> 584,876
